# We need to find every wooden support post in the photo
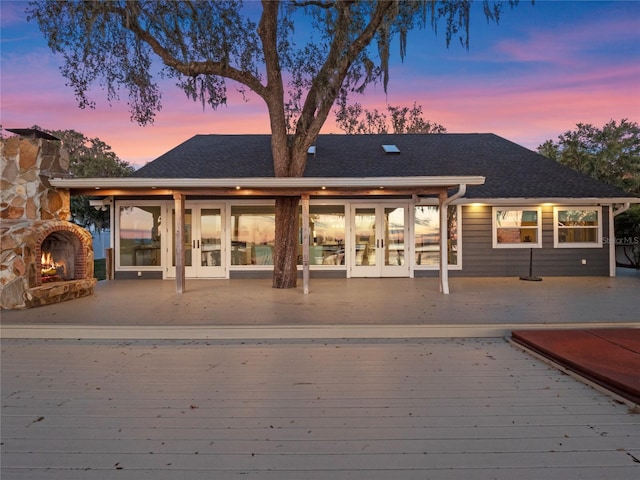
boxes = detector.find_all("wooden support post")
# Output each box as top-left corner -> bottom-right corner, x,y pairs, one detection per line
301,195 -> 310,294
438,190 -> 450,294
173,193 -> 186,293
105,248 -> 113,280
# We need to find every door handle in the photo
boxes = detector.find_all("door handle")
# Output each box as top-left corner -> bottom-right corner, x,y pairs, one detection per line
197,240 -> 200,249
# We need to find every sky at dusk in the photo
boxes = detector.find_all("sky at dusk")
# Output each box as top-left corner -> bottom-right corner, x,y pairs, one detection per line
1,1 -> 639,168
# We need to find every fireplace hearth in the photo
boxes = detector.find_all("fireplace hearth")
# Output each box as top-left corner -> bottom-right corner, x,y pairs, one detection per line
1,220 -> 96,309
40,231 -> 80,282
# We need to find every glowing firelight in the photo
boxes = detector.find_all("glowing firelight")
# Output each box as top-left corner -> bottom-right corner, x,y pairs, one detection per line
41,251 -> 64,277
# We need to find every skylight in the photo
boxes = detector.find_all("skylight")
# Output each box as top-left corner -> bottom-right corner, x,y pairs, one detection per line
382,144 -> 400,154
307,145 -> 316,155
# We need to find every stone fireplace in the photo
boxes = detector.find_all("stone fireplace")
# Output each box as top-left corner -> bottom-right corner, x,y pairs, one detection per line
1,129 -> 96,309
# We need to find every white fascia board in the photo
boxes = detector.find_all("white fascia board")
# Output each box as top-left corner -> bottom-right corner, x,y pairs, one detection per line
49,176 -> 486,189
453,197 -> 640,205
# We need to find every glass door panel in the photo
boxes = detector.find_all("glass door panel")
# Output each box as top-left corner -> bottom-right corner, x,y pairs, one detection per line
199,208 -> 222,274
351,204 -> 409,277
384,207 -> 405,267
169,205 -> 225,278
354,208 -> 376,268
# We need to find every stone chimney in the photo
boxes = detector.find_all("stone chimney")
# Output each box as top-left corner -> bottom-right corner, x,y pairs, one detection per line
1,129 -> 71,222
1,129 -> 95,309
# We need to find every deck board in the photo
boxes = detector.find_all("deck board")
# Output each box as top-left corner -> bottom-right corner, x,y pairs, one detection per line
2,338 -> 639,479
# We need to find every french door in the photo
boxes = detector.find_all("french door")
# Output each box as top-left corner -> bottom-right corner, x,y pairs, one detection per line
168,204 -> 226,278
350,204 -> 409,277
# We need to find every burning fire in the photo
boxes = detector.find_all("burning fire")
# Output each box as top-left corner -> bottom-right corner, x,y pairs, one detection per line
41,251 -> 64,277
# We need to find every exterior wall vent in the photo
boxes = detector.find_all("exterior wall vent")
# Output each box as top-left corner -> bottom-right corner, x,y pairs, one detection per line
382,144 -> 400,154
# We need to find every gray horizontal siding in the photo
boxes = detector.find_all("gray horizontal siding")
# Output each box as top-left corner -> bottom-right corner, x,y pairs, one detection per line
457,206 -> 610,277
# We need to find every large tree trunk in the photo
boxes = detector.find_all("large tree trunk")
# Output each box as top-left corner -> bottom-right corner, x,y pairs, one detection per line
273,196 -> 300,288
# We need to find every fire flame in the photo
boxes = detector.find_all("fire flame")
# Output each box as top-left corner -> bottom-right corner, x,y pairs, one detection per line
41,251 -> 64,277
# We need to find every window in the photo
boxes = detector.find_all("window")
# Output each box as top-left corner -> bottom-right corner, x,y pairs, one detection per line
230,205 -> 275,265
299,205 -> 345,266
493,207 -> 541,248
414,205 -> 459,267
382,144 -> 400,154
117,204 -> 162,267
554,207 -> 602,248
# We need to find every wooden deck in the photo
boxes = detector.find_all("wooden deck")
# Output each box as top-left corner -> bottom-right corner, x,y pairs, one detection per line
2,338 -> 639,479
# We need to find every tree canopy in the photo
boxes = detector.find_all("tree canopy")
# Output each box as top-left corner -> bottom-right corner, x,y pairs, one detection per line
27,0 -> 518,287
27,0 -> 513,172
335,101 -> 446,134
537,119 -> 640,197
37,127 -> 134,230
538,119 -> 640,269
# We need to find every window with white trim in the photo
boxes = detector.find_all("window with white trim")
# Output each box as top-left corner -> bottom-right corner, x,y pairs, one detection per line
554,207 -> 602,248
492,207 -> 542,248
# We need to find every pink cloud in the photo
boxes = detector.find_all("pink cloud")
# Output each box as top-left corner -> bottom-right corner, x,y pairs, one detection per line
493,15 -> 640,67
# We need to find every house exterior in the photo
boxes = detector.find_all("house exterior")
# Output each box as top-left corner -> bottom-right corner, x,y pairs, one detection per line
50,133 -> 638,293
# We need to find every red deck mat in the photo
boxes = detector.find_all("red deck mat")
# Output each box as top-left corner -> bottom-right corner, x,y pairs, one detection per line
586,329 -> 640,354
512,328 -> 640,404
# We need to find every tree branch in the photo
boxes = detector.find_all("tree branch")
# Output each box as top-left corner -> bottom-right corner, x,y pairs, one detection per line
294,1 -> 395,156
258,0 -> 290,175
119,2 -> 267,97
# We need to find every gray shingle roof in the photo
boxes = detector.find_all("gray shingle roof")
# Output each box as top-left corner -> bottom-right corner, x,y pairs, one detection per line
133,133 -> 629,199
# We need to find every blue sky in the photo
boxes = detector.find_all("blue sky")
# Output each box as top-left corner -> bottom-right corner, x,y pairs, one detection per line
1,0 -> 639,167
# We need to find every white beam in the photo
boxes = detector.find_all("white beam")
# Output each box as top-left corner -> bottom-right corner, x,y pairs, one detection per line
439,191 -> 449,294
50,175 -> 486,190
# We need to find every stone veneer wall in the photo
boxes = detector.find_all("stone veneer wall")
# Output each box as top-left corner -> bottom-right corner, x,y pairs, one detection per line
1,135 -> 71,221
1,134 -> 96,309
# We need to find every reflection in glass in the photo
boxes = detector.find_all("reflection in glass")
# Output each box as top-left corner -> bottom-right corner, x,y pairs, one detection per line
354,208 -> 376,266
171,209 -> 193,267
414,206 -> 458,266
557,209 -> 599,243
231,205 -> 275,265
496,209 -> 538,244
200,209 -> 222,266
384,207 -> 405,266
119,206 -> 162,266
299,205 -> 345,265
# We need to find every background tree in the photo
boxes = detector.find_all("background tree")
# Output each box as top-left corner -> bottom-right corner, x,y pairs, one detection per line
335,101 -> 446,134
538,119 -> 640,269
28,0 -> 517,288
36,127 -> 135,230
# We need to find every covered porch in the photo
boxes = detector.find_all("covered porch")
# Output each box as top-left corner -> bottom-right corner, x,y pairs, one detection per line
51,176 -> 485,296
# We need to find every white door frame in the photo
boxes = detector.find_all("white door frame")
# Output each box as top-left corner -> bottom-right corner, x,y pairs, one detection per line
349,203 -> 410,278
166,202 -> 227,279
